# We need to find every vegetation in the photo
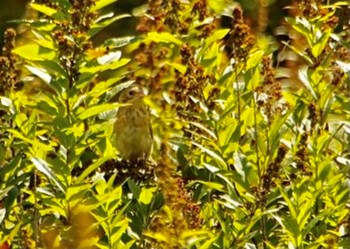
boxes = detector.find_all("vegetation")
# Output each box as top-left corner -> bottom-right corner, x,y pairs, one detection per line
0,0 -> 349,248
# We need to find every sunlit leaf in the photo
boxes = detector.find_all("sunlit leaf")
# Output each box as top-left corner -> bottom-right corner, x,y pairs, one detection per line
205,29 -> 230,47
77,103 -> 120,120
298,66 -> 318,99
91,0 -> 118,11
97,51 -> 122,65
166,62 -> 187,74
192,141 -> 227,169
0,209 -> 5,224
25,65 -> 51,84
147,32 -> 182,45
7,129 -> 52,152
80,58 -> 130,74
207,0 -> 234,14
104,36 -> 135,48
336,60 -> 350,73
13,44 -> 56,61
111,218 -> 129,244
139,187 -> 157,205
190,180 -> 225,192
198,236 -> 217,249
31,157 -> 66,194
30,4 -> 54,15
144,231 -> 168,243
89,14 -> 131,37
311,29 -> 331,58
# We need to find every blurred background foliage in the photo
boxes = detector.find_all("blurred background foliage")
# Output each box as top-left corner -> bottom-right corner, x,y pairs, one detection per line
0,0 -> 294,47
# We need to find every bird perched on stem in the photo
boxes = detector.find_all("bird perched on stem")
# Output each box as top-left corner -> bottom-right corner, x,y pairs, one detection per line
114,85 -> 153,161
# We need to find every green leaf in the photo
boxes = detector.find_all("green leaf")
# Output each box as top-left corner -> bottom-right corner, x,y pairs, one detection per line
207,0 -> 234,14
317,159 -> 332,182
166,62 -> 187,74
30,3 -> 57,17
0,209 -> 6,223
147,32 -> 182,45
67,183 -> 92,203
80,58 -> 130,74
7,129 -> 52,152
0,96 -> 15,114
30,3 -> 67,20
246,50 -> 265,71
91,0 -> 118,11
89,77 -> 121,98
6,220 -> 21,244
286,216 -> 301,246
89,14 -> 131,37
286,16 -> 312,42
278,184 -> 297,219
127,180 -> 140,199
77,156 -> 113,182
218,117 -> 238,147
35,60 -> 67,77
36,101 -> 58,116
336,60 -> 350,73
116,240 -> 136,249
205,29 -> 230,47
189,121 -> 217,140
13,44 -> 56,61
190,180 -> 225,192
144,231 -> 168,243
198,236 -> 217,249
77,103 -> 120,120
25,65 -> 51,84
302,208 -> 335,236
104,36 -> 135,48
281,41 -> 314,65
192,141 -> 227,169
139,187 -> 157,205
31,157 -> 66,194
3,187 -> 19,212
311,30 -> 331,58
298,66 -> 318,100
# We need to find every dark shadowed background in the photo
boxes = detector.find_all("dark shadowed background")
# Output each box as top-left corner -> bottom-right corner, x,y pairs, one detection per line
0,0 -> 293,50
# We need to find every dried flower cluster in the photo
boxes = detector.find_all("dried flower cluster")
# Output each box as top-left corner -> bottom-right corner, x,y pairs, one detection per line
256,56 -> 288,124
132,41 -> 169,93
224,7 -> 255,62
174,44 -> 214,122
50,1 -> 96,87
0,29 -> 18,95
298,0 -> 338,28
149,143 -> 187,248
255,145 -> 288,203
137,0 -> 182,33
294,131 -> 312,177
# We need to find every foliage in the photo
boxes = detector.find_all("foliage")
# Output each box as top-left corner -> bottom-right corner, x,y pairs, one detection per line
0,0 -> 349,248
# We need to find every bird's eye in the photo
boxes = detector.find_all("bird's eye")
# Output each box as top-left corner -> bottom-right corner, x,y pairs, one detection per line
128,90 -> 134,96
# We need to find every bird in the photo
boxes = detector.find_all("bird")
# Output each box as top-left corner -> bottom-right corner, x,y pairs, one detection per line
114,85 -> 153,161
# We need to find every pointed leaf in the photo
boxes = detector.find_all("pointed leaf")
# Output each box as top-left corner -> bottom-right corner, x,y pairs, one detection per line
31,157 -> 66,194
78,103 -> 120,120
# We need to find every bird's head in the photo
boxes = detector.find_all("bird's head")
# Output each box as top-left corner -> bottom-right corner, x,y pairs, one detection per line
118,85 -> 145,104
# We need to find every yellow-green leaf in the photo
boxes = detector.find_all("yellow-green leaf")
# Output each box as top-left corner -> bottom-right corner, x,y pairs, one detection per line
147,32 -> 182,45
139,187 -> 157,205
13,44 -> 56,61
78,103 -> 120,120
91,0 -> 118,11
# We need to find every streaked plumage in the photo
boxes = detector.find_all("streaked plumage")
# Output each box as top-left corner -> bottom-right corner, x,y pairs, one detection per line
114,85 -> 153,161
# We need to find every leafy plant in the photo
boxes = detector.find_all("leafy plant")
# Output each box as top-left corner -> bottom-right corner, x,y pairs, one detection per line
0,0 -> 349,248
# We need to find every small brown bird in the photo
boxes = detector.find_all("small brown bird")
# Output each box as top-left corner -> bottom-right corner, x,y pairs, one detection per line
114,85 -> 153,161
